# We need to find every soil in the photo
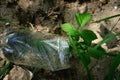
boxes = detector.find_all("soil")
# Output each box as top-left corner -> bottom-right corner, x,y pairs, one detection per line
0,0 -> 120,80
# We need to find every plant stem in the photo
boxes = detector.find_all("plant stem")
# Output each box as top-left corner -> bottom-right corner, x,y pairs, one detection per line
69,36 -> 92,80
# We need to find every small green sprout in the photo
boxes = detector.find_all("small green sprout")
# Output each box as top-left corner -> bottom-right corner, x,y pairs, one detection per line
61,13 -> 120,80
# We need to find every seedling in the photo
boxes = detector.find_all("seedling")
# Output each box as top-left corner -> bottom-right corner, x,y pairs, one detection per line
61,13 -> 120,80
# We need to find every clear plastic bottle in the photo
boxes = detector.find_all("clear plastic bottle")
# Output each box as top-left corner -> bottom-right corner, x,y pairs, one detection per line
1,32 -> 71,71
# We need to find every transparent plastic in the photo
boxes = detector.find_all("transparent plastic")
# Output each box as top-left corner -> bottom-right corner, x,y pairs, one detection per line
1,32 -> 71,71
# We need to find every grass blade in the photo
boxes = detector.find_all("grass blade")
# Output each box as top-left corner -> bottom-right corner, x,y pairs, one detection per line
110,18 -> 120,32
94,14 -> 120,23
0,61 -> 12,78
105,52 -> 120,80
95,32 -> 120,49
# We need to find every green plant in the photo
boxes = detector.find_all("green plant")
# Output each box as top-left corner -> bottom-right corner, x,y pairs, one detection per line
94,14 -> 120,80
0,61 -> 12,79
61,13 -> 120,80
105,52 -> 120,80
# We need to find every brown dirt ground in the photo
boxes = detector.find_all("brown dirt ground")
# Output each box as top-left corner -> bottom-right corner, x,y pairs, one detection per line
0,0 -> 120,80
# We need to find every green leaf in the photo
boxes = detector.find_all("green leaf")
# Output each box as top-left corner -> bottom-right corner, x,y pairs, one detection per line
80,29 -> 97,45
75,13 -> 92,27
87,47 -> 106,59
105,52 -> 120,80
61,23 -> 79,36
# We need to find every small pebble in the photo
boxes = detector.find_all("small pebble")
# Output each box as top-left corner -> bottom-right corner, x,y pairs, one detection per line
114,6 -> 118,10
114,2 -> 120,10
